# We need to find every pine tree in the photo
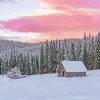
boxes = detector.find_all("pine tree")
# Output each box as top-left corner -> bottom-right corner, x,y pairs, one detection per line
61,44 -> 65,60
76,43 -> 82,61
35,55 -> 39,74
63,40 -> 69,60
87,34 -> 95,70
57,40 -> 62,63
49,40 -> 54,72
70,43 -> 76,61
83,42 -> 88,68
95,33 -> 100,69
49,40 -> 58,73
52,40 -> 58,72
0,58 -> 2,74
4,59 -> 9,74
22,54 -> 27,75
83,34 -> 90,69
25,53 -> 31,75
9,51 -> 13,69
18,53 -> 25,75
40,44 -> 45,74
44,40 -> 49,73
30,55 -> 36,75
1,60 -> 5,75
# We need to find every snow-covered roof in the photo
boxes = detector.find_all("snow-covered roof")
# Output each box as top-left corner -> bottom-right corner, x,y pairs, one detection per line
61,60 -> 87,72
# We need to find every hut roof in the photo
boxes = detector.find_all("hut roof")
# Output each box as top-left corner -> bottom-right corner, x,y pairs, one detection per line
61,60 -> 87,72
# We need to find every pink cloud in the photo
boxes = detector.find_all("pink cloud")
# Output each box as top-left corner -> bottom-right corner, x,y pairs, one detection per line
43,0 -> 100,9
2,14 -> 100,33
42,0 -> 100,17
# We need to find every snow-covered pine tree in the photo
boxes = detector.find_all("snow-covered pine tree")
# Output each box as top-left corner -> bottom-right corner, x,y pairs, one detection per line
40,44 -> 45,74
52,40 -> 58,72
22,54 -> 27,75
48,40 -> 53,73
18,53 -> 25,75
57,40 -> 62,63
35,55 -> 39,74
0,58 -> 2,74
83,34 -> 89,69
30,55 -> 35,75
76,43 -> 82,61
49,40 -> 58,73
25,53 -> 31,75
61,43 -> 65,61
70,43 -> 76,61
87,34 -> 95,70
44,40 -> 49,73
95,33 -> 100,69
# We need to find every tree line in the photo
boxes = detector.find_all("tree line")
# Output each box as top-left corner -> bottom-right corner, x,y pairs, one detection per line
0,33 -> 100,75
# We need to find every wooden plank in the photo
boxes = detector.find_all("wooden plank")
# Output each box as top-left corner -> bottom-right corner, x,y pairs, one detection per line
11,76 -> 26,79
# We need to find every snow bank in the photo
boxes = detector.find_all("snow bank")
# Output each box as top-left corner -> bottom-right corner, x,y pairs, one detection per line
0,70 -> 100,100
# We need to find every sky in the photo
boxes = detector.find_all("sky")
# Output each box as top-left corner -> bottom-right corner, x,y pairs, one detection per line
0,0 -> 100,42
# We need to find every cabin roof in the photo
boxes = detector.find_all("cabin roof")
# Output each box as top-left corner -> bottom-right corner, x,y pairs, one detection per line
61,60 -> 87,72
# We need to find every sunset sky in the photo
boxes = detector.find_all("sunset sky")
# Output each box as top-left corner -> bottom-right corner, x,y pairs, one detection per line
0,0 -> 100,42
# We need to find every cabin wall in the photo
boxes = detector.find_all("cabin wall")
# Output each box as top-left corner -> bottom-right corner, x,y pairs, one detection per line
64,72 -> 86,77
57,63 -> 66,77
57,62 -> 86,77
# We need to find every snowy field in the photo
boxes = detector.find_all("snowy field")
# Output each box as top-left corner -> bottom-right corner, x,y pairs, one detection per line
0,70 -> 100,100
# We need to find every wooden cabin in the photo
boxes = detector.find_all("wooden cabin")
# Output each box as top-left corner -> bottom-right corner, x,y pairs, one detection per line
56,61 -> 87,77
6,67 -> 22,78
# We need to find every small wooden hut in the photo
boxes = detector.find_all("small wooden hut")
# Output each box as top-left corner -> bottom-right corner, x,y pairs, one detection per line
6,67 -> 26,79
56,61 -> 87,77
6,67 -> 21,78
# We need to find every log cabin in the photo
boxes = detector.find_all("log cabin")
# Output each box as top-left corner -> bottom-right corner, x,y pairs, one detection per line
56,61 -> 87,77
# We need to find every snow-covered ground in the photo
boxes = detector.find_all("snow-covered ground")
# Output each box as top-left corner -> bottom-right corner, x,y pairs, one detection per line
0,70 -> 100,100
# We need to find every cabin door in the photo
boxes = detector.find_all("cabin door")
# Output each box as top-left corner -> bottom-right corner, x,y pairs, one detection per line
62,71 -> 64,76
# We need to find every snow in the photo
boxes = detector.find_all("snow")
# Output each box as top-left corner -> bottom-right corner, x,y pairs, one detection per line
0,70 -> 100,100
62,60 -> 87,72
